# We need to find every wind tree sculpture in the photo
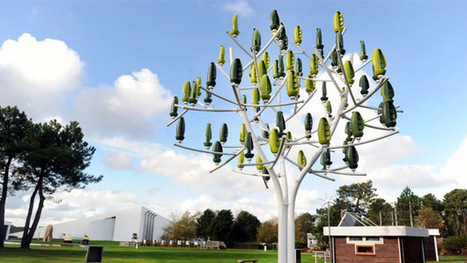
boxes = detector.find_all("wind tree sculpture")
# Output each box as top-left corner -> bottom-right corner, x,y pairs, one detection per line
167,10 -> 401,263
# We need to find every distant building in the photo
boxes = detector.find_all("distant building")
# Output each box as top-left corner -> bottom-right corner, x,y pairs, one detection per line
323,212 -> 440,263
307,233 -> 317,248
1,221 -> 11,241
33,206 -> 171,242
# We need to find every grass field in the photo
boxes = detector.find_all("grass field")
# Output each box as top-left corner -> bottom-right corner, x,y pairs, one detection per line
1,240 -> 466,263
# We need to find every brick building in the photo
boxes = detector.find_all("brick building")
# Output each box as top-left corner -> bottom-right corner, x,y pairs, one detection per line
322,213 -> 440,263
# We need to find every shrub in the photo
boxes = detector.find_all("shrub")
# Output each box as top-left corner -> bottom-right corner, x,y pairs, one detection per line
443,234 -> 467,254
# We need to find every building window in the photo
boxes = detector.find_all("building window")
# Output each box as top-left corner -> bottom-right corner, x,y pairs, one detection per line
355,245 -> 375,255
346,236 -> 384,245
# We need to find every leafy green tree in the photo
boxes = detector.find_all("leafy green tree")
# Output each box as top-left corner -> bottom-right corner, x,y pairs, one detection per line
443,189 -> 467,236
336,180 -> 377,215
207,209 -> 233,243
162,211 -> 197,241
367,198 -> 393,226
420,193 -> 444,213
257,218 -> 278,244
196,209 -> 215,239
295,213 -> 316,246
314,198 -> 345,247
231,211 -> 260,243
416,206 -> 443,229
19,120 -> 102,248
0,106 -> 32,247
396,186 -> 420,226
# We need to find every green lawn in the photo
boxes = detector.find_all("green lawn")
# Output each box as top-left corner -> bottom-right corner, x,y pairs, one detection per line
1,242 -> 317,263
1,241 -> 466,263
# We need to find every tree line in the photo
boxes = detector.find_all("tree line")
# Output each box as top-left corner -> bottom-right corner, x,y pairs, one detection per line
0,106 -> 101,249
164,180 -> 466,252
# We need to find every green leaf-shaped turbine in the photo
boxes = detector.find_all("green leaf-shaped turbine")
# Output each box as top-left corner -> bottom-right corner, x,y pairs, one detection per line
295,58 -> 303,77
294,25 -> 302,45
360,40 -> 368,61
270,10 -> 280,32
316,28 -> 324,57
297,150 -> 307,170
204,123 -> 212,149
285,50 -> 295,71
249,64 -> 258,85
230,58 -> 243,85
372,48 -> 387,80
218,45 -> 225,65
333,11 -> 344,33
320,148 -> 332,169
189,80 -> 198,105
278,55 -> 285,77
260,74 -> 272,102
237,150 -> 245,170
381,101 -> 397,128
269,128 -> 280,154
359,75 -> 369,96
344,60 -> 355,85
345,121 -> 352,142
230,14 -> 240,37
305,75 -> 315,94
175,117 -> 185,143
219,123 -> 228,144
239,123 -> 247,144
182,81 -> 191,104
212,141 -> 223,164
381,81 -> 395,102
262,52 -> 270,68
347,146 -> 359,171
169,96 -> 178,119
304,113 -> 313,139
310,54 -> 319,76
318,117 -> 330,145
286,70 -> 299,100
262,124 -> 270,139
251,28 -> 261,52
256,155 -> 264,171
350,111 -> 364,139
207,62 -> 217,89
276,111 -> 286,137
336,31 -> 345,55
245,132 -> 254,161
321,82 -> 328,102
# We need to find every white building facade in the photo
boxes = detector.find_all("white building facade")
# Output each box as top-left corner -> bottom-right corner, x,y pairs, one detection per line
38,206 -> 171,242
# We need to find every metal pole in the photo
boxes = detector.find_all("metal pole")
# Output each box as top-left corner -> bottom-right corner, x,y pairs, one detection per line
328,202 -> 332,263
409,201 -> 413,227
379,211 -> 382,226
394,202 -> 398,226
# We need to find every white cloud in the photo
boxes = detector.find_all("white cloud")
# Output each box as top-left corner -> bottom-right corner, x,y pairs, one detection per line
102,151 -> 133,169
6,189 -> 143,226
224,0 -> 254,18
0,33 -> 84,120
74,68 -> 173,139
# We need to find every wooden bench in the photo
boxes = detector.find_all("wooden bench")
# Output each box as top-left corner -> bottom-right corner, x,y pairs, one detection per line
237,260 -> 259,263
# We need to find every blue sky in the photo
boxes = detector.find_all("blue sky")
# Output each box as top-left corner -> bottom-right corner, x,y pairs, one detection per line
2,1 -> 467,226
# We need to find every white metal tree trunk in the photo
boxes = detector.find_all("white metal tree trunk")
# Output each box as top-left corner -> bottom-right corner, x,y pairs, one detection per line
168,10 -> 400,263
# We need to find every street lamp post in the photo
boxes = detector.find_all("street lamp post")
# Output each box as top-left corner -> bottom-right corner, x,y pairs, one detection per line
168,10 -> 401,263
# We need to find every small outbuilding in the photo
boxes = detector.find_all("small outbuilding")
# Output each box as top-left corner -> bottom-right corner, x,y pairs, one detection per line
323,212 -> 440,263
